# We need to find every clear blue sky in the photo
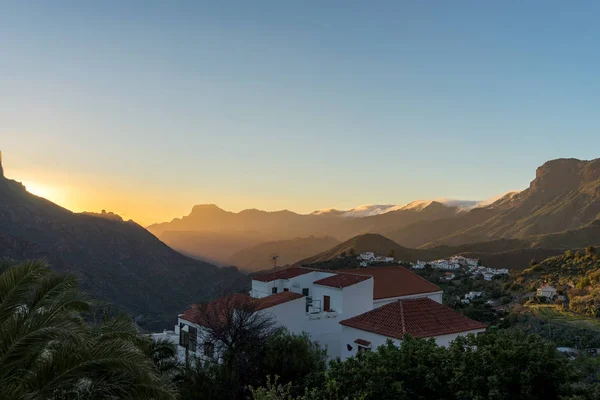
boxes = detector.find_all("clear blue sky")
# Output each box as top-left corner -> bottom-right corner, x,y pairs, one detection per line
2,1 -> 600,224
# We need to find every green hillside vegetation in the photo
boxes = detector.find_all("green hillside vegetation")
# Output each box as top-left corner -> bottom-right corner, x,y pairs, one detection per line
514,246 -> 600,317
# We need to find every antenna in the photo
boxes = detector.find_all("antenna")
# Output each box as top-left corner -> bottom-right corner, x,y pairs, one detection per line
272,255 -> 280,270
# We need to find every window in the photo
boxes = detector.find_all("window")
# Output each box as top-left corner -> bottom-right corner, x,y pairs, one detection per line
179,323 -> 188,347
188,326 -> 197,352
284,288 -> 289,292
323,295 -> 331,312
203,341 -> 215,359
179,323 -> 197,351
358,346 -> 371,354
272,287 -> 278,294
302,288 -> 309,296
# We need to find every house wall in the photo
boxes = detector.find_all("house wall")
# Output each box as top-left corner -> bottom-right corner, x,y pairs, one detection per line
340,325 -> 401,360
260,297 -> 307,335
312,285 -> 344,313
374,290 -> 443,308
341,278 -> 374,317
340,325 -> 486,360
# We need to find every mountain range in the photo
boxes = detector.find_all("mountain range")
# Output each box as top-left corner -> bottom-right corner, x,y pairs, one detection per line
1,155 -> 599,331
0,165 -> 249,331
148,158 -> 600,271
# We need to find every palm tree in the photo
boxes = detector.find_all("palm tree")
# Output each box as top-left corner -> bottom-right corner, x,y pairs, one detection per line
0,259 -> 177,400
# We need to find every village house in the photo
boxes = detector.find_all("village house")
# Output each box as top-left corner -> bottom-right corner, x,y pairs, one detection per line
175,266 -> 486,362
443,272 -> 456,281
537,285 -> 557,299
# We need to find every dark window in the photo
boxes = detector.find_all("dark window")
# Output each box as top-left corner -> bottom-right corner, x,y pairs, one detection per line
188,326 -> 197,352
204,341 -> 215,359
302,288 -> 309,296
324,295 -> 331,312
179,325 -> 188,347
358,346 -> 371,354
272,287 -> 278,294
284,288 -> 289,292
179,324 -> 197,351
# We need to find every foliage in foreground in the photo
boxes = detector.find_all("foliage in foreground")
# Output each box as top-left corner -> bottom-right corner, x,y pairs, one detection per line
252,330 -> 594,400
0,259 -> 176,400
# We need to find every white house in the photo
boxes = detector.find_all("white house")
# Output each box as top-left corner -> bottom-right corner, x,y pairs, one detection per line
444,272 -> 456,280
537,285 -> 557,299
358,252 -> 376,261
176,266 -> 486,361
465,291 -> 482,300
339,297 -> 486,360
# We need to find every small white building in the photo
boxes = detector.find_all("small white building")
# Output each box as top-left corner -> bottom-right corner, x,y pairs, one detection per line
483,273 -> 494,281
358,252 -> 376,261
465,291 -> 482,300
444,272 -> 456,281
537,285 -> 557,299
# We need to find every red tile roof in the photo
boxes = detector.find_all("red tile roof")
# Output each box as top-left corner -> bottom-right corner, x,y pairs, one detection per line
313,273 -> 371,288
252,267 -> 313,282
340,297 -> 487,340
342,267 -> 441,300
255,291 -> 304,310
181,292 -> 304,325
354,338 -> 372,346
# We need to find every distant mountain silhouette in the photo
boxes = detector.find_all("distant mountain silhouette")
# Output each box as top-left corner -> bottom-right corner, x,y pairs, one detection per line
147,200 -> 463,263
228,235 -> 340,272
0,165 -> 249,331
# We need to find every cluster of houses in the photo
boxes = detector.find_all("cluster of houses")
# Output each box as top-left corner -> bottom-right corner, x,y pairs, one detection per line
168,265 -> 487,363
357,252 -> 395,267
412,256 -> 509,281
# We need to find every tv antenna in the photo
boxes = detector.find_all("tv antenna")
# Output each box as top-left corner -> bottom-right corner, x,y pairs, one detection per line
272,255 -> 280,269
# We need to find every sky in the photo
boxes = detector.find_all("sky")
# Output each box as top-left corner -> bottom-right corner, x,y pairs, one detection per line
2,1 -> 600,226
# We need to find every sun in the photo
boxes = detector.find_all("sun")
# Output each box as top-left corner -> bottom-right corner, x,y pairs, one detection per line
24,182 -> 59,201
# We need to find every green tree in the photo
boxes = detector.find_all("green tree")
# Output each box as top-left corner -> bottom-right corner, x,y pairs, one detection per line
586,246 -> 596,257
387,249 -> 395,258
349,248 -> 356,257
263,331 -> 327,395
0,259 -> 176,400
565,250 -> 574,259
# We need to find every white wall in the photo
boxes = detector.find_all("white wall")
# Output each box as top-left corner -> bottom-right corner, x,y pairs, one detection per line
341,278 -> 374,318
340,325 -> 400,360
340,325 -> 486,360
260,296 -> 307,335
373,290 -> 443,308
312,285 -> 343,313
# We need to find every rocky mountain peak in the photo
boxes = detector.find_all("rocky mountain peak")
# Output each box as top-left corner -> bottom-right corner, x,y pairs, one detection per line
530,158 -> 599,198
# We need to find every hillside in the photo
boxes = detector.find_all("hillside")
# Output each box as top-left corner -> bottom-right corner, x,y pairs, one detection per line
0,167 -> 249,331
528,219 -> 600,249
513,248 -> 600,317
228,235 -> 340,272
159,230 -> 268,265
297,233 -> 564,271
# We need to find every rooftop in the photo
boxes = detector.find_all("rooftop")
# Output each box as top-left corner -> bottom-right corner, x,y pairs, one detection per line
313,273 -> 371,288
340,297 -> 487,340
181,292 -> 304,325
342,266 -> 441,300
